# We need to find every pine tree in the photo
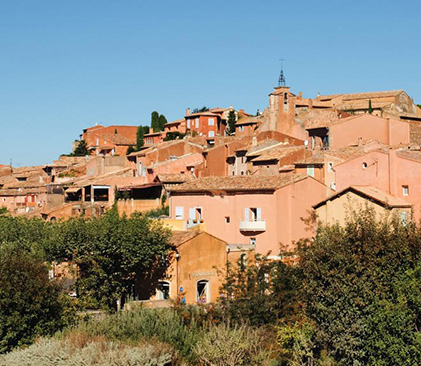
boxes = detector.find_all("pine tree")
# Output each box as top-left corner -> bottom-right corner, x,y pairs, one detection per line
227,110 -> 236,135
136,125 -> 144,150
151,111 -> 160,132
72,140 -> 90,156
158,114 -> 167,131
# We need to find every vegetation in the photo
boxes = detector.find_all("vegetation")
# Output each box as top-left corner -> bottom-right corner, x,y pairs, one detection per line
151,111 -> 160,132
136,124 -> 145,150
158,114 -> 167,131
368,98 -> 373,114
192,106 -> 209,113
143,205 -> 169,218
163,131 -> 185,141
71,140 -> 90,157
295,207 -> 421,365
226,109 -> 236,135
0,246 -> 72,353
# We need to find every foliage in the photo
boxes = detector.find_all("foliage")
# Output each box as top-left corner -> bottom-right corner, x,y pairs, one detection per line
0,337 -> 174,366
50,207 -> 172,311
368,99 -> 373,114
158,114 -> 167,131
227,109 -> 237,135
298,207 -> 421,365
72,140 -> 90,156
192,106 -> 209,113
136,125 -> 145,150
194,323 -> 273,366
0,207 -> 8,215
143,206 -> 169,218
0,246 -> 73,353
151,111 -> 160,132
163,131 -> 185,141
126,145 -> 136,155
221,253 -> 299,326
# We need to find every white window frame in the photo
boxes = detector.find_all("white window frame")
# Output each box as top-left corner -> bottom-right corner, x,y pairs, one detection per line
195,118 -> 199,128
208,131 -> 215,138
208,118 -> 214,126
175,206 -> 184,220
403,185 -> 409,196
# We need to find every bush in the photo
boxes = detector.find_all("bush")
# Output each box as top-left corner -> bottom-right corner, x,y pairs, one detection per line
0,338 -> 174,366
0,247 -> 73,353
298,207 -> 421,364
194,323 -> 273,366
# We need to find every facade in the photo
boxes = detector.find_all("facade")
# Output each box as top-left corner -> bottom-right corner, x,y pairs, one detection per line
314,185 -> 412,226
169,174 -> 327,254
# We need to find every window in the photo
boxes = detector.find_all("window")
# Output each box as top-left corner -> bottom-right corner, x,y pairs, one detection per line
187,119 -> 191,129
245,207 -> 262,221
196,207 -> 202,220
197,280 -> 209,303
208,118 -> 214,126
250,238 -> 256,246
208,131 -> 215,138
225,216 -> 230,224
401,211 -> 407,226
240,126 -> 244,132
362,162 -> 368,169
175,206 -> 184,220
189,208 -> 196,220
403,185 -> 409,196
307,164 -> 315,177
195,118 -> 199,128
157,281 -> 170,300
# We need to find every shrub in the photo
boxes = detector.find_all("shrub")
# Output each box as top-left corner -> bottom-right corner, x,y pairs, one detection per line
194,323 -> 273,366
0,247 -> 73,353
0,338 -> 174,366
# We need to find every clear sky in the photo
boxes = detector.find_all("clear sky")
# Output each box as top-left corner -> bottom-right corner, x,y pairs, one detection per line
1,0 -> 420,166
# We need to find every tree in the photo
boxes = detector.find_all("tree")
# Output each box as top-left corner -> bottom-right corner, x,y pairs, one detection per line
53,207 -> 172,311
151,111 -> 160,132
158,114 -> 167,131
298,207 -> 421,364
126,145 -> 136,155
136,125 -> 144,150
221,253 -> 299,326
192,106 -> 209,113
227,110 -> 236,135
0,246 -> 70,353
142,125 -> 150,135
368,99 -> 373,114
72,140 -> 90,156
163,131 -> 185,141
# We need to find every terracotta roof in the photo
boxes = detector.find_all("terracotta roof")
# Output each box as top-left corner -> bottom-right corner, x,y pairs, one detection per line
235,117 -> 261,126
165,119 -> 185,126
396,150 -> 421,162
186,112 -> 220,118
170,230 -> 203,247
313,185 -> 412,209
155,174 -> 194,183
317,90 -> 404,102
251,146 -> 305,162
169,173 -> 308,193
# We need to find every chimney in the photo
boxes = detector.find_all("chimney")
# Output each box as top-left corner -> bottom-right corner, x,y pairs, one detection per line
298,92 -> 303,99
149,127 -> 153,134
186,108 -> 191,116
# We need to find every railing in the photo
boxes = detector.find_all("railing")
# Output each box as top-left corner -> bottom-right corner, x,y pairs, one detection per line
239,220 -> 266,232
187,218 -> 204,228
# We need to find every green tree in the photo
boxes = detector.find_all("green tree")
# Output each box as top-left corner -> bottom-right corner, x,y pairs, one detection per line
368,99 -> 373,114
126,145 -> 136,155
151,111 -> 160,132
136,125 -> 144,150
72,140 -> 90,156
192,106 -> 209,113
0,246 -> 70,353
158,114 -> 167,131
298,207 -> 421,365
53,207 -> 172,311
227,110 -> 236,135
221,253 -> 299,326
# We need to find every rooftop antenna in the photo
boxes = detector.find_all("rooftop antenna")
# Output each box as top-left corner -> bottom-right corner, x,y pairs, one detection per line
278,58 -> 286,87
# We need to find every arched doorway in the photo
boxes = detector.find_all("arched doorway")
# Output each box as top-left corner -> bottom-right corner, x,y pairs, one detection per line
157,281 -> 170,300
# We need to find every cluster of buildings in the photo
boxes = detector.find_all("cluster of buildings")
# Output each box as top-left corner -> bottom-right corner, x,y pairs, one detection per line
2,82 -> 421,304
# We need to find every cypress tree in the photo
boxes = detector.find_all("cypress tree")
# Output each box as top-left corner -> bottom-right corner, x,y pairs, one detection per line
151,111 -> 160,132
368,99 -> 373,114
227,110 -> 236,135
136,125 -> 144,150
158,114 -> 167,131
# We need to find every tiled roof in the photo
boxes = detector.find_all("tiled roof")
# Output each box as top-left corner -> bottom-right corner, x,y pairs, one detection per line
170,230 -> 203,247
396,150 -> 421,162
251,146 -> 305,162
101,133 -> 136,145
317,90 -> 403,102
313,185 -> 412,209
169,173 -> 308,193
186,112 -> 220,118
156,173 -> 194,183
236,117 -> 261,126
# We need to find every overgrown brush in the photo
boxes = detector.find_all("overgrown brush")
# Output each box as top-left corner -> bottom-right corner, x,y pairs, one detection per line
0,337 -> 173,366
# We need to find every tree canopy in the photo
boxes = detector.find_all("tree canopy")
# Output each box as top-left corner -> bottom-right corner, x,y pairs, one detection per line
226,110 -> 236,135
71,140 -> 90,156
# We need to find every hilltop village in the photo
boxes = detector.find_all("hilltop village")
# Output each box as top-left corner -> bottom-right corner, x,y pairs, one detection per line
2,83 -> 421,303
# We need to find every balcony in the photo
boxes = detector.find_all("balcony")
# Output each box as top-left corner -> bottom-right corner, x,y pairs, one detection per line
187,218 -> 204,229
239,220 -> 266,232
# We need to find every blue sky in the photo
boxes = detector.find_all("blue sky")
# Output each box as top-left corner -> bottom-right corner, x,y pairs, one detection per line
1,0 -> 420,166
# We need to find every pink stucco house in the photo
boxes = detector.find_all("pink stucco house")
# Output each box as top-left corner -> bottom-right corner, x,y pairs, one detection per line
169,174 -> 327,254
333,148 -> 421,220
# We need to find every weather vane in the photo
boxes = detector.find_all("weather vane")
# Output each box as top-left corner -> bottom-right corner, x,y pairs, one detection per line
278,58 -> 286,87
